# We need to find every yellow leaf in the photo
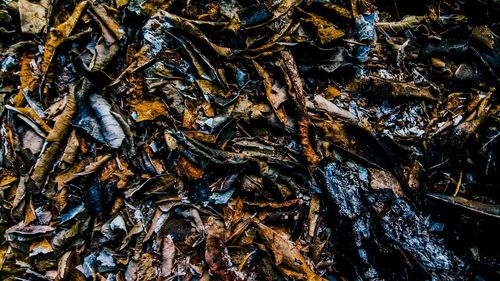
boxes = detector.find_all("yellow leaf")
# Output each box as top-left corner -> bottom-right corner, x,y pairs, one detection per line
300,10 -> 345,44
12,52 -> 38,106
324,3 -> 353,19
325,85 -> 341,99
0,173 -> 17,187
41,1 -> 88,77
29,239 -> 54,256
132,100 -> 168,122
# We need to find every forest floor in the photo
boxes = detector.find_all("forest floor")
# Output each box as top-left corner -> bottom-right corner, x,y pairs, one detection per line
1,0 -> 499,280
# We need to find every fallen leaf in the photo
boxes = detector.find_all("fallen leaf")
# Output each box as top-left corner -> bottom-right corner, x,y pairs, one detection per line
132,100 -> 168,122
29,238 -> 54,256
255,222 -> 325,281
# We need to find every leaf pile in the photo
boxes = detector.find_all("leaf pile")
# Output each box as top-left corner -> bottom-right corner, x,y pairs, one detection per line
1,0 -> 499,280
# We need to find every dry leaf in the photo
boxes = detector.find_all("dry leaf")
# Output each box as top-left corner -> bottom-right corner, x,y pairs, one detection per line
256,222 -> 325,281
132,100 -> 168,122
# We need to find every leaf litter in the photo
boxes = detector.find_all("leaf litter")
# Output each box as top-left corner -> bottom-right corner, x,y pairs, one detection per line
0,0 -> 499,280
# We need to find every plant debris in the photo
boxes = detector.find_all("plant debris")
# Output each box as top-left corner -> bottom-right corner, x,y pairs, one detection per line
1,0 -> 499,280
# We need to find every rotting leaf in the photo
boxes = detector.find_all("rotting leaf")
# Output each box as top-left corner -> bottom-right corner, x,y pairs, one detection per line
160,235 -> 175,278
300,9 -> 345,44
29,238 -> 54,256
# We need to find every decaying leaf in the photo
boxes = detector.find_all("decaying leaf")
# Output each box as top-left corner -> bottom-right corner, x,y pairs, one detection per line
29,239 -> 54,256
312,94 -> 358,123
300,9 -> 345,44
298,118 -> 320,168
253,61 -> 290,129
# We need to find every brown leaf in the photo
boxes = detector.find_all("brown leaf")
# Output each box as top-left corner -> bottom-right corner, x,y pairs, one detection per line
161,236 -> 176,278
255,222 -> 325,281
125,253 -> 160,281
307,196 -> 320,238
55,250 -> 74,281
253,61 -> 290,129
31,141 -> 62,187
298,118 -> 320,168
205,217 -> 244,281
89,3 -> 124,43
6,223 -> 55,236
19,0 -> 50,34
280,50 -> 306,114
176,156 -> 204,181
29,238 -> 54,256
46,85 -> 76,142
